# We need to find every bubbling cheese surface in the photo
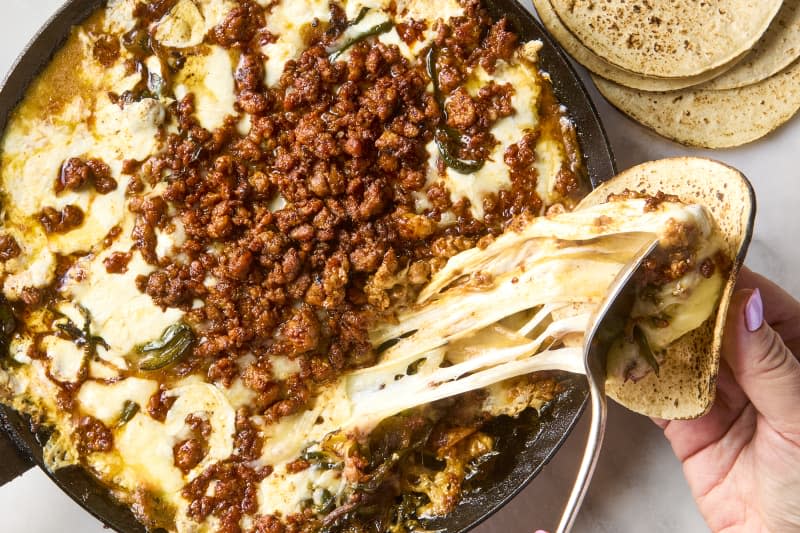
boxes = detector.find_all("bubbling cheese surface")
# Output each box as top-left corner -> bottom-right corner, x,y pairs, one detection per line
0,1 -> 587,532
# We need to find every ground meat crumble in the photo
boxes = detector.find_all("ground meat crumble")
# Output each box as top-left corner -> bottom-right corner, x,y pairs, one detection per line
38,205 -> 85,234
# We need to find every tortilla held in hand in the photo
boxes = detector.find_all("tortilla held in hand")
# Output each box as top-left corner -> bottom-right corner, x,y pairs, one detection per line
580,158 -> 755,419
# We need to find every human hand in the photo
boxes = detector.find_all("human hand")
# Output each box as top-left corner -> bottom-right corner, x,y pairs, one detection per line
654,267 -> 800,532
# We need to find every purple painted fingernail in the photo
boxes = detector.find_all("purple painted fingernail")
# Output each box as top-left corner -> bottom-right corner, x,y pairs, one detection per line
745,288 -> 763,332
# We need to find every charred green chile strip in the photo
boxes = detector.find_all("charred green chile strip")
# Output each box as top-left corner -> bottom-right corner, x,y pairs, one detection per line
393,493 -> 433,532
435,129 -> 486,174
354,452 -> 402,493
116,400 -> 140,428
138,322 -> 195,371
55,305 -> 109,358
633,324 -> 660,376
301,448 -> 343,470
427,46 -> 486,174
313,488 -> 335,514
349,6 -> 370,27
329,20 -> 395,61
426,46 -> 443,104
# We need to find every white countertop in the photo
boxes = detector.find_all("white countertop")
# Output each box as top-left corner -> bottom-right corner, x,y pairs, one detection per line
1,1 -> 798,532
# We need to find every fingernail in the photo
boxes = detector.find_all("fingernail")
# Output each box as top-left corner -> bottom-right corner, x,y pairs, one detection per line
534,530 -> 549,533
745,288 -> 763,332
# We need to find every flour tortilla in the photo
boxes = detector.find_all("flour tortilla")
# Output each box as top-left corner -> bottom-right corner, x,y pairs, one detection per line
533,0 -> 742,91
550,0 -> 782,79
593,58 -> 800,148
703,0 -> 800,90
579,158 -> 755,419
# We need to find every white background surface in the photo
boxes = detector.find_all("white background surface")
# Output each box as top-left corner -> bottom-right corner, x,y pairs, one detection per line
0,1 -> 798,532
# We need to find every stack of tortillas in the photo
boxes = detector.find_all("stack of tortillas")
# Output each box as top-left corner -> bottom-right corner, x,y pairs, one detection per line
534,0 -> 800,148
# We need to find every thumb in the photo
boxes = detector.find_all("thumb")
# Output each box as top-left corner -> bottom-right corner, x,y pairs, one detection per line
723,288 -> 800,437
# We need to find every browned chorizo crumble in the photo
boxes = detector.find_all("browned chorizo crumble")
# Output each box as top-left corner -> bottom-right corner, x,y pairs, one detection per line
103,251 -> 133,274
92,34 -> 121,67
182,460 -> 273,530
0,235 -> 21,262
38,204 -> 85,234
77,415 -> 114,454
57,157 -> 118,195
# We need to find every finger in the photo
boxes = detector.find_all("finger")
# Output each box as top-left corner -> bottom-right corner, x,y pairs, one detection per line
650,417 -> 668,429
724,288 -> 800,437
736,268 -> 800,352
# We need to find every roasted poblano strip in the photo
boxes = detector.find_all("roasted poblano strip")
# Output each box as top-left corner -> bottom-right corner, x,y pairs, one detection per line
54,305 -> 109,358
312,488 -> 335,514
329,20 -> 395,61
349,6 -> 370,26
633,324 -> 660,376
138,322 -> 195,371
116,401 -> 140,428
301,444 -> 344,470
426,46 -> 486,174
434,130 -> 486,174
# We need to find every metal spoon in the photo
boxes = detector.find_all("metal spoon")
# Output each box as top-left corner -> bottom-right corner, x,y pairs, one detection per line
555,235 -> 660,533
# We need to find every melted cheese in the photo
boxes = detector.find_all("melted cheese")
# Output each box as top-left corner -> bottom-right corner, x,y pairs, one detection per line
534,137 -> 566,206
154,0 -> 237,48
78,378 -> 159,425
89,360 -> 121,380
60,243 -> 185,361
155,0 -> 208,48
42,336 -> 86,383
174,45 -> 236,131
222,378 -> 258,409
400,0 -> 465,21
428,57 -> 545,219
165,382 -> 236,478
9,336 -> 33,365
261,0 -> 332,86
258,465 -> 344,517
260,382 -> 351,465
0,42 -> 165,295
270,355 -> 302,380
104,0 -> 137,33
156,219 -> 187,258
82,379 -> 238,499
3,244 -> 56,299
638,271 -> 724,350
115,414 -> 186,492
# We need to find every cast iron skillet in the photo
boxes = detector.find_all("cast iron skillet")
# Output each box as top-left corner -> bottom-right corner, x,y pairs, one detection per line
0,1 -> 616,531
